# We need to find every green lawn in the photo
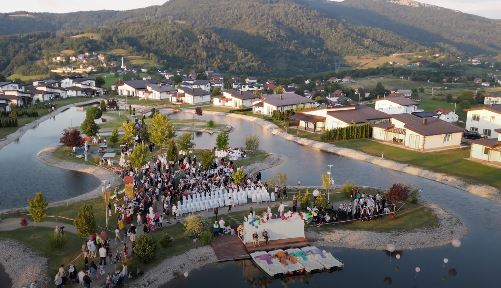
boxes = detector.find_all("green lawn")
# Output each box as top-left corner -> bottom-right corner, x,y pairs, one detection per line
418,98 -> 456,112
335,139 -> 501,189
234,151 -> 270,167
0,227 -> 84,274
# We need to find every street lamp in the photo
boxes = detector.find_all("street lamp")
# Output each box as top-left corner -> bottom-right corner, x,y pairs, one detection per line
327,164 -> 333,201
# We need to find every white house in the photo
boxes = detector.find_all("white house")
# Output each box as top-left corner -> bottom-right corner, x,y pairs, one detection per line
1,90 -> 32,106
435,108 -> 459,123
252,93 -> 315,116
144,84 -> 176,100
375,95 -> 421,115
181,80 -> 211,92
0,96 -> 12,112
36,85 -> 67,99
465,105 -> 501,138
484,92 -> 501,105
33,91 -> 56,102
0,82 -> 23,92
117,80 -> 158,97
470,129 -> 501,165
298,105 -> 390,131
372,114 -> 463,151
66,87 -> 96,97
213,90 -> 258,108
178,88 -> 211,104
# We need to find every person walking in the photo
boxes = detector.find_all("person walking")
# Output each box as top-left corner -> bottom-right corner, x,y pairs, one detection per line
99,245 -> 107,266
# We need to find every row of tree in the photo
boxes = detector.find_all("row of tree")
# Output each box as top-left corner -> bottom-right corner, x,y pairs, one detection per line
320,124 -> 372,141
0,117 -> 18,128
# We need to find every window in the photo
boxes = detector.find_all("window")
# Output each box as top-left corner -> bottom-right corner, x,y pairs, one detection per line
483,129 -> 491,137
470,127 -> 478,132
483,147 -> 489,155
443,134 -> 452,143
472,114 -> 480,121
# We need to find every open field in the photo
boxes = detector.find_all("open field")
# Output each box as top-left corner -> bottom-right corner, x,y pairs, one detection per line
344,54 -> 410,69
70,32 -> 100,40
7,73 -> 49,82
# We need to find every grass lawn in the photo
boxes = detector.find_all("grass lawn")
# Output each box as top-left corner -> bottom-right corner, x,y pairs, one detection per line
8,73 -> 49,82
233,151 -> 270,167
325,202 -> 438,232
335,139 -> 501,189
0,227 -> 84,274
418,98 -> 456,112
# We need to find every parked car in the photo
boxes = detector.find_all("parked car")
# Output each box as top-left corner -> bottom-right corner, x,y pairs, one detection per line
463,130 -> 481,140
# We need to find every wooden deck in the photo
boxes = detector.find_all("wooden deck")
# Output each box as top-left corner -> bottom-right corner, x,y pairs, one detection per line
212,235 -> 251,262
245,237 -> 310,253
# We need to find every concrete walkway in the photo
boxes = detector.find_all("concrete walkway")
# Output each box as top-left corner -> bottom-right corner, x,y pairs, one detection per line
0,218 -> 78,234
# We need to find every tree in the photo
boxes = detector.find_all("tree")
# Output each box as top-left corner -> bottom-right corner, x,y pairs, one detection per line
216,132 -> 229,150
386,183 -> 410,203
59,128 -> 84,147
95,76 -> 105,88
177,132 -> 194,152
314,192 -> 328,209
86,106 -> 102,120
374,82 -> 387,97
211,87 -> 221,96
266,173 -> 288,187
274,85 -> 285,94
121,121 -> 135,144
27,192 -> 48,223
172,75 -> 183,85
166,140 -> 178,162
184,215 -> 204,238
149,112 -> 174,147
109,128 -> 119,146
129,143 -> 149,170
199,150 -> 215,170
133,234 -> 157,263
253,90 -> 262,97
80,115 -> 99,137
74,204 -> 96,237
232,168 -> 245,185
99,100 -> 107,112
245,135 -> 259,152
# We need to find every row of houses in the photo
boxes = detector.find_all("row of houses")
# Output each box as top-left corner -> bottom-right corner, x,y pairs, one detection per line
0,77 -> 103,112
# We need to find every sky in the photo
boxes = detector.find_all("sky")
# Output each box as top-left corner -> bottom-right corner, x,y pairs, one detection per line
0,0 -> 500,19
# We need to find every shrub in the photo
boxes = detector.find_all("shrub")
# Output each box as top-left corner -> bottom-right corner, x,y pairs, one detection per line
340,182 -> 354,198
386,183 -> 410,203
50,231 -> 66,250
20,218 -> 28,226
409,189 -> 420,204
207,120 -> 215,128
298,189 -> 311,210
199,150 -> 215,170
199,230 -> 214,245
314,192 -> 328,209
159,233 -> 173,248
133,234 -> 157,263
74,204 -> 96,237
184,215 -> 204,238
232,168 -> 245,185
245,135 -> 259,151
59,128 -> 84,147
27,192 -> 48,223
216,132 -> 229,150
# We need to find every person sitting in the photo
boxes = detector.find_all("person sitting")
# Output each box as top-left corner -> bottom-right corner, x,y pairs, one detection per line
213,221 -> 220,236
218,218 -> 226,234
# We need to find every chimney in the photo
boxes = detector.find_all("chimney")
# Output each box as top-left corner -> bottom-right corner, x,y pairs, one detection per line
422,118 -> 428,125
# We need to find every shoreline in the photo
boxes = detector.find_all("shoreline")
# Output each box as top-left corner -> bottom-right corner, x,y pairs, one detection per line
243,153 -> 284,176
0,146 -> 121,215
307,203 -> 467,251
199,111 -> 500,204
0,240 -> 48,288
0,98 -> 101,152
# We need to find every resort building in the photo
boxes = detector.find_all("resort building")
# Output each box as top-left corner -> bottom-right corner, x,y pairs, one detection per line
484,92 -> 501,105
213,90 -> 258,108
470,129 -> 501,165
375,95 -> 421,115
465,105 -> 501,138
252,93 -> 315,116
177,88 -> 211,104
372,114 -> 463,151
294,105 -> 390,132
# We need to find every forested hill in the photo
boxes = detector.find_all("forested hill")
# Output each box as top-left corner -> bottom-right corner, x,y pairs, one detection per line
0,0 -> 499,77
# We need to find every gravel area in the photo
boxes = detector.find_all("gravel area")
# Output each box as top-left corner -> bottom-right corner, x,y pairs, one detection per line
307,203 -> 467,250
243,153 -> 283,176
0,240 -> 48,288
133,246 -> 217,288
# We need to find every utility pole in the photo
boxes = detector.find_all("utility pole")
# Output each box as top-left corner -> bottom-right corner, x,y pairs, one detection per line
327,164 -> 333,202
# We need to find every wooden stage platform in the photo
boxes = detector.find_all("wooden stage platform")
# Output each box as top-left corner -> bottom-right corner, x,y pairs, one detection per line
212,235 -> 310,261
245,237 -> 310,253
212,235 -> 250,262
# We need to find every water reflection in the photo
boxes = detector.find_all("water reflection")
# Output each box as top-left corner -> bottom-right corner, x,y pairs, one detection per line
0,107 -> 101,210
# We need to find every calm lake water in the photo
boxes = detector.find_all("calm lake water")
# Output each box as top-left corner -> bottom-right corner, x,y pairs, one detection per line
0,107 -> 101,210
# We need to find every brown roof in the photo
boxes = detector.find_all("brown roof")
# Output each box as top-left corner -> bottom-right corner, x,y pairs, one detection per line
471,138 -> 500,148
382,96 -> 417,106
465,105 -> 501,114
371,122 -> 394,129
292,113 -> 326,123
223,90 -> 257,100
487,92 -> 501,98
495,129 -> 501,133
391,114 -> 463,136
327,106 -> 390,124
